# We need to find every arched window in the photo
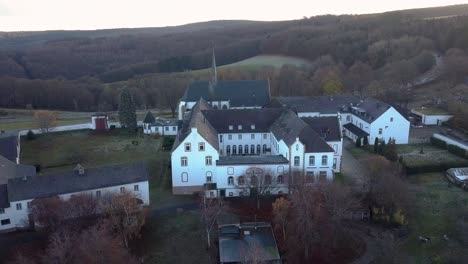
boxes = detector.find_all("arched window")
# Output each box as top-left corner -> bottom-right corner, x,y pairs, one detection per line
232,145 -> 237,155
256,144 -> 261,154
322,155 -> 328,166
251,145 -> 255,154
226,145 -> 231,155
262,144 -> 267,154
206,172 -> 212,183
213,105 -> 218,110
181,172 -> 188,182
238,145 -> 243,154
244,145 -> 249,154
264,175 -> 272,185
222,105 -> 228,110
238,176 -> 245,185
228,176 -> 234,185
277,175 -> 283,184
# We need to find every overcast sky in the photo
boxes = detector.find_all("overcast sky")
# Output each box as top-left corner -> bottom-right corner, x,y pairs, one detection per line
0,0 -> 467,31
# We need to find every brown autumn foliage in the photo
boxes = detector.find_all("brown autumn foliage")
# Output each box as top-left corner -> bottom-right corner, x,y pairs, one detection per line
33,110 -> 57,133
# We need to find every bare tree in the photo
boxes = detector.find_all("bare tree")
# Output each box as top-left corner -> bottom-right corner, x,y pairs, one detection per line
101,191 -> 146,248
31,196 -> 66,230
200,195 -> 224,249
272,197 -> 289,241
236,167 -> 281,209
34,110 -> 57,134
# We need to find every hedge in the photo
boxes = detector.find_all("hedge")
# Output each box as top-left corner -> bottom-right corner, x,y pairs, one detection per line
430,136 -> 447,149
404,160 -> 468,174
447,144 -> 468,159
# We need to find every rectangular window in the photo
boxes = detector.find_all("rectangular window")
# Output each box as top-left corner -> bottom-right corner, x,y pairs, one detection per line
251,134 -> 255,139
333,158 -> 337,169
181,157 -> 188,166
228,167 -> 234,175
219,135 -> 223,143
165,126 -> 169,131
96,190 -> 101,197
185,143 -> 191,152
0,209 -> 4,214
134,185 -> 139,191
379,128 -> 382,135
228,134 -> 232,140
309,156 -> 315,166
294,156 -> 300,166
322,155 -> 328,166
390,117 -> 394,122
16,203 -> 22,210
120,187 -> 125,193
238,134 -> 242,140
205,156 -> 212,166
263,134 -> 267,139
206,176 -> 212,183
1,219 -> 10,225
173,126 -> 176,131
199,142 -> 205,151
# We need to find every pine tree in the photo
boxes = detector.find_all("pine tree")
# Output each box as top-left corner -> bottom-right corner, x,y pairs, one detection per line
355,138 -> 362,148
374,138 -> 379,153
118,87 -> 137,131
363,137 -> 369,146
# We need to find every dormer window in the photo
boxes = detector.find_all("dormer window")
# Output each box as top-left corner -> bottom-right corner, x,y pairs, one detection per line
229,125 -> 233,130
251,125 -> 255,130
238,125 -> 242,130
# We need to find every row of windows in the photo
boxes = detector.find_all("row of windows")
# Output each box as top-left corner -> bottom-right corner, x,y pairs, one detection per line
184,142 -> 206,152
293,155 -> 328,166
227,175 -> 284,185
180,156 -> 213,166
226,144 -> 267,155
220,133 -> 268,142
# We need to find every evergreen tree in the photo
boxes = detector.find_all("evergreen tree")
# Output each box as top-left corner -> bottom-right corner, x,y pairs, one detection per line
363,137 -> 369,146
118,87 -> 137,131
374,138 -> 379,153
355,138 -> 362,148
378,140 -> 386,155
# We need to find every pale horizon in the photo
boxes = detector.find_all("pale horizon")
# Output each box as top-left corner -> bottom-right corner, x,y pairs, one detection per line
0,0 -> 467,32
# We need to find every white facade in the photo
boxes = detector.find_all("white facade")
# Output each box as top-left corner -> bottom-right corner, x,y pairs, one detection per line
0,181 -> 149,232
411,109 -> 452,126
143,123 -> 178,136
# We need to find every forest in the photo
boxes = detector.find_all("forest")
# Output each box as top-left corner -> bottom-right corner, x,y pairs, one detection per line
0,4 -> 468,131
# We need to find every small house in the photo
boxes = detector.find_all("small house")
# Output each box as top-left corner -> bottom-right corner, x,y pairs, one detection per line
143,112 -> 180,136
411,107 -> 452,126
91,113 -> 109,131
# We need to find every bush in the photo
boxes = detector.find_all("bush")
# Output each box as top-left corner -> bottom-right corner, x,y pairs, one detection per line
430,136 -> 447,149
374,138 -> 379,153
447,144 -> 468,158
109,125 -> 116,130
26,130 -> 36,140
405,160 -> 468,174
378,140 -> 386,155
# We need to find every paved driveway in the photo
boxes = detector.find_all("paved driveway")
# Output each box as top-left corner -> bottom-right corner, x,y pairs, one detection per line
341,139 -> 367,187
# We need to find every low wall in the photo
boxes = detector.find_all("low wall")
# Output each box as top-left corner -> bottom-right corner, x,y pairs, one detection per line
433,133 -> 468,152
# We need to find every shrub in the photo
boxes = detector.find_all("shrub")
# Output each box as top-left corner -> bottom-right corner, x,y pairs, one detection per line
447,144 -> 468,158
110,125 -> 116,130
384,142 -> 398,161
430,136 -> 447,149
355,138 -> 362,148
378,140 -> 386,155
26,130 -> 36,140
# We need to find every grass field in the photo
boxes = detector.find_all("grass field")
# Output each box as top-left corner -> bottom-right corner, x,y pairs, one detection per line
402,173 -> 468,263
397,144 -> 468,169
220,55 -> 312,69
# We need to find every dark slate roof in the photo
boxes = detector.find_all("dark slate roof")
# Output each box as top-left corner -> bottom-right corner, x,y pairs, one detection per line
181,80 -> 270,108
217,155 -> 289,166
343,123 -> 369,138
7,162 -> 148,202
0,134 -> 18,163
0,184 -> 9,208
270,110 -> 334,153
301,116 -> 342,142
350,97 -> 392,123
219,223 -> 281,263
202,109 -> 283,133
0,155 -> 36,184
143,111 -> 156,124
272,95 -> 362,114
172,99 -> 218,151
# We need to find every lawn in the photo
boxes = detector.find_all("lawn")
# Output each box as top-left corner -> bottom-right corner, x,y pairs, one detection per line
397,144 -> 468,170
0,118 -> 91,131
402,173 -> 468,263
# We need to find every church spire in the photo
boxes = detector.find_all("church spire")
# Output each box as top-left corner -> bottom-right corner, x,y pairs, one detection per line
211,47 -> 217,85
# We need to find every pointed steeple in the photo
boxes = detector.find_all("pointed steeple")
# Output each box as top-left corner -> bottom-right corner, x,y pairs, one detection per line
211,47 -> 217,86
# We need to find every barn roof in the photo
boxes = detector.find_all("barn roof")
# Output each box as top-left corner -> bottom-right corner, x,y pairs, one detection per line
0,155 -> 36,185
181,80 -> 270,108
7,162 -> 148,202
0,133 -> 18,163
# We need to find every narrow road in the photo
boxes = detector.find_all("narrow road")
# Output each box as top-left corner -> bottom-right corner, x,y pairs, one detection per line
341,140 -> 367,187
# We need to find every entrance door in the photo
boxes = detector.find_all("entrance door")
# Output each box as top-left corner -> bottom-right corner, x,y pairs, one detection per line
219,189 -> 226,197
